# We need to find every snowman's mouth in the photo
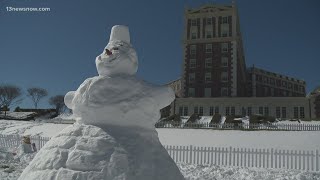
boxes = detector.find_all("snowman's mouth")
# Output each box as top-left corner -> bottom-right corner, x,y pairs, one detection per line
109,57 -> 117,62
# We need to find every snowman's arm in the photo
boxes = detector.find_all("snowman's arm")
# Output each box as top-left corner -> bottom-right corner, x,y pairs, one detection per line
64,91 -> 75,109
151,86 -> 175,109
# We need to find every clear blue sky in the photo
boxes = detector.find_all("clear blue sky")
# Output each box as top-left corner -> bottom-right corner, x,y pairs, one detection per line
0,0 -> 319,109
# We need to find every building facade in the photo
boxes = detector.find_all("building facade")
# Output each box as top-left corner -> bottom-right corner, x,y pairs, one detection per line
182,4 -> 247,98
247,66 -> 306,97
172,97 -> 311,119
164,3 -> 319,120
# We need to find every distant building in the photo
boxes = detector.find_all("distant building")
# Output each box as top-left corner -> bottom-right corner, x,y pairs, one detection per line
182,3 -> 247,97
247,66 -> 306,97
164,3 -> 318,120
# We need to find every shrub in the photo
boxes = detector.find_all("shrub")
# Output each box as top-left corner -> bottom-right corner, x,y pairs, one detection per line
250,114 -> 276,123
210,114 -> 221,124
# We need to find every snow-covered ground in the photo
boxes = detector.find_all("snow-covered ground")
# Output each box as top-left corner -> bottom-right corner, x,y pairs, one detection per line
157,129 -> 320,151
178,163 -> 320,180
0,120 -> 69,137
1,119 -> 320,179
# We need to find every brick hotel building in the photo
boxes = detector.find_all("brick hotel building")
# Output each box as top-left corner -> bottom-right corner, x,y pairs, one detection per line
166,3 -> 319,120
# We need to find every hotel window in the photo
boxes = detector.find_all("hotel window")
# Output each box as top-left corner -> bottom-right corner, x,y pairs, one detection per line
276,107 -> 281,118
225,106 -> 230,116
194,106 -> 199,114
282,107 -> 287,118
221,24 -> 229,37
191,32 -> 197,39
288,83 -> 292,89
264,107 -> 269,116
179,107 -> 183,116
199,106 -> 204,116
299,86 -> 304,92
294,107 -> 299,118
215,106 -> 219,114
206,44 -> 212,53
221,72 -> 228,82
205,88 -> 211,97
205,73 -> 212,82
221,87 -> 228,96
300,107 -> 305,118
222,16 -> 228,24
221,57 -> 228,67
191,19 -> 197,26
206,30 -> 212,38
205,58 -> 212,68
190,45 -> 196,55
221,43 -> 228,53
247,107 -> 252,116
270,78 -> 275,85
259,106 -> 263,115
188,88 -> 195,97
242,107 -> 246,116
282,81 -> 287,88
183,106 -> 188,116
207,18 -> 212,25
231,107 -> 235,116
209,106 -> 214,116
189,59 -> 196,68
189,73 -> 195,83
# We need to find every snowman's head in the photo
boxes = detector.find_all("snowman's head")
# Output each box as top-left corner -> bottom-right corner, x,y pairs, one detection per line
95,25 -> 138,77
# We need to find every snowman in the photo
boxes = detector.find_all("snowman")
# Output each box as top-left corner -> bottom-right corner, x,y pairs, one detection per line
19,25 -> 185,180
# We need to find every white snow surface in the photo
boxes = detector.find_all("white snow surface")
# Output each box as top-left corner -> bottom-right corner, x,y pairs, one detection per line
178,163 -> 320,180
157,129 -> 320,151
0,120 -> 68,137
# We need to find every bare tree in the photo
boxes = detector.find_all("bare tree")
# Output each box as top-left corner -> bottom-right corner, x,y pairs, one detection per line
49,95 -> 66,115
0,85 -> 22,116
27,87 -> 48,109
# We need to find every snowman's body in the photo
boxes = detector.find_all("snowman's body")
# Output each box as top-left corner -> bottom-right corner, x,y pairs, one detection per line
19,25 -> 185,180
68,75 -> 173,129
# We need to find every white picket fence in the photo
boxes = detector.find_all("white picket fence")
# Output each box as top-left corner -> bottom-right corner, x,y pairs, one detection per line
164,145 -> 320,171
155,122 -> 320,131
0,134 -> 50,151
1,134 -> 319,171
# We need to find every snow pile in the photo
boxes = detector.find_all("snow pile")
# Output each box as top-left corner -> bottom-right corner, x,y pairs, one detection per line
19,124 -> 129,180
19,25 -> 184,180
0,147 -> 37,180
178,163 -> 320,180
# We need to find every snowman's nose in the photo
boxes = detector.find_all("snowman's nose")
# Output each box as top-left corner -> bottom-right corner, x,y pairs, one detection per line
105,49 -> 112,55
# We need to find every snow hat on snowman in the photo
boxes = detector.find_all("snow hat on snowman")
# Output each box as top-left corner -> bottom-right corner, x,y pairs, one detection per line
109,25 -> 130,44
96,25 -> 138,77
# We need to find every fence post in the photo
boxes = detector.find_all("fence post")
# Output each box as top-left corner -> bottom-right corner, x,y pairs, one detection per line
229,146 -> 232,166
271,148 -> 274,168
316,150 -> 319,171
189,145 -> 193,164
37,135 -> 41,150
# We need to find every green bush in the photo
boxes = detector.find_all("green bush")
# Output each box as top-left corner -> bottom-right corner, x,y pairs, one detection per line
210,114 -> 221,124
187,113 -> 200,123
249,114 -> 276,123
